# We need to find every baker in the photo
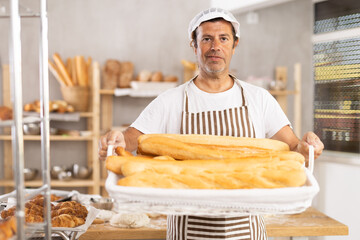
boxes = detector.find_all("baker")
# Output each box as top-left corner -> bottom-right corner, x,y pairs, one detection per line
99,7 -> 324,240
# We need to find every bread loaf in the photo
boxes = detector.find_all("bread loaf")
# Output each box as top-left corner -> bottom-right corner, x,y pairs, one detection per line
116,158 -> 306,189
137,135 -> 304,163
118,62 -> 134,88
103,60 -> 121,89
138,134 -> 290,151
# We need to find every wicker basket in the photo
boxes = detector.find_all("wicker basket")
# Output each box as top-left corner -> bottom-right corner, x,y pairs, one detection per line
60,86 -> 89,112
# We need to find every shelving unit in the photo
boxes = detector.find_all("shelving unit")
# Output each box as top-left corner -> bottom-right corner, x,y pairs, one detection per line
99,64 -> 302,136
270,63 -> 302,137
0,62 -> 101,195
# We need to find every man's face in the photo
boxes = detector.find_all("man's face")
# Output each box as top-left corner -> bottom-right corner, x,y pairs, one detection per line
194,20 -> 238,75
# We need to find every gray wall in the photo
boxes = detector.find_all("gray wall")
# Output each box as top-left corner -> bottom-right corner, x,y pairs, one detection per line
0,0 -> 209,175
231,0 -> 314,137
0,0 -> 314,175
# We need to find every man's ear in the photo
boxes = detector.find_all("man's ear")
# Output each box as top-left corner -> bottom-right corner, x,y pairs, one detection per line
232,38 -> 239,55
233,38 -> 239,48
190,41 -> 197,54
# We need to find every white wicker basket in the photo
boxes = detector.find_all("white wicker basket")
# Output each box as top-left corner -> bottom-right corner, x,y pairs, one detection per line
105,145 -> 319,216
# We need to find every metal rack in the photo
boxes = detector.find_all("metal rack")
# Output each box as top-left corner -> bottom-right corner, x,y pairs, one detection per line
4,0 -> 51,238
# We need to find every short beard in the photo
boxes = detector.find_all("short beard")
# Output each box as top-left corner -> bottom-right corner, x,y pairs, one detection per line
205,65 -> 225,74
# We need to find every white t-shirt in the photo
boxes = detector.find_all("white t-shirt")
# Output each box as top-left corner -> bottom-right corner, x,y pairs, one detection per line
131,78 -> 290,138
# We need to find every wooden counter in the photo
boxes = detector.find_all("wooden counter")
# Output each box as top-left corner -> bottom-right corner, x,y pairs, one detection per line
79,207 -> 348,240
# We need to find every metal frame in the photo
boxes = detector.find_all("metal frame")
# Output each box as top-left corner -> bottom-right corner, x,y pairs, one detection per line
8,0 -> 51,238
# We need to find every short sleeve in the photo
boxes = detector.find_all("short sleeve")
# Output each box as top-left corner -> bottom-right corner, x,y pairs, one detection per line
262,91 -> 291,138
130,96 -> 167,134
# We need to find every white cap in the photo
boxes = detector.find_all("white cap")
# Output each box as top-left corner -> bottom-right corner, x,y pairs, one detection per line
188,8 -> 240,41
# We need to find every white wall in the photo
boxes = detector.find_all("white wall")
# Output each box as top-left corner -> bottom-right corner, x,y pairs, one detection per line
312,152 -> 360,240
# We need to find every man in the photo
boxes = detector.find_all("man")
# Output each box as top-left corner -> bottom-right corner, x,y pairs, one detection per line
99,8 -> 324,239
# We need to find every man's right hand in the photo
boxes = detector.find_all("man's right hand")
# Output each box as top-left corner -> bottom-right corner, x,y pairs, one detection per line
98,130 -> 126,161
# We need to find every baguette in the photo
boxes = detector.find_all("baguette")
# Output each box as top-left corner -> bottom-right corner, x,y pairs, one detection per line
137,135 -> 304,163
48,59 -> 67,86
117,159 -> 306,189
75,55 -> 87,87
138,134 -> 290,151
71,57 -> 78,86
52,53 -> 74,86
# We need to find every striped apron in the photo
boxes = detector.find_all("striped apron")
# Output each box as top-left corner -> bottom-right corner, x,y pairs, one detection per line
167,77 -> 267,240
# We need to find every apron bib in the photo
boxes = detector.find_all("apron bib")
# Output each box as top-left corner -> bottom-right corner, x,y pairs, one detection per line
167,77 -> 267,240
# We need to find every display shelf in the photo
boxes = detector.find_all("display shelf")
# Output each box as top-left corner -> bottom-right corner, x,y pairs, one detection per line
0,179 -> 95,187
0,62 -> 101,195
0,135 -> 93,141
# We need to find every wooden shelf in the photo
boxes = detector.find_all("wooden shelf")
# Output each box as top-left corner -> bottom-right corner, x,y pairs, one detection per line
268,90 -> 298,96
0,179 -> 95,187
99,89 -> 115,95
0,135 -> 93,141
1,62 -> 101,194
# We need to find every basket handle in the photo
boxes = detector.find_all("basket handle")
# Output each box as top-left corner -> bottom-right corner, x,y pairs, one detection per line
308,145 -> 314,173
107,145 -> 115,157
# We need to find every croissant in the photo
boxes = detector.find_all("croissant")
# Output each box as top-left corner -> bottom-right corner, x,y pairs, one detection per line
24,203 -> 43,214
0,207 -> 15,220
51,214 -> 85,228
25,214 -> 44,223
53,201 -> 88,219
51,214 -> 76,228
51,207 -> 87,219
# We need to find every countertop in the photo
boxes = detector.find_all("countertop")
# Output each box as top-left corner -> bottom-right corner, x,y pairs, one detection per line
79,207 -> 348,239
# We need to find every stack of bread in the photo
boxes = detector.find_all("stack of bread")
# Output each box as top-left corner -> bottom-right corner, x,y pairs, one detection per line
106,134 -> 307,189
0,194 -> 88,228
48,53 -> 91,88
103,60 -> 134,89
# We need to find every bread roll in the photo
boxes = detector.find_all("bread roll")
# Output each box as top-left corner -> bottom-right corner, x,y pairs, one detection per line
0,106 -> 12,120
150,71 -> 163,82
163,75 -> 178,82
137,70 -> 152,82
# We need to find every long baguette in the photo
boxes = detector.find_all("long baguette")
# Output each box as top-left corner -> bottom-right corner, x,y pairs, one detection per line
138,134 -> 289,151
52,53 -> 74,86
137,136 -> 304,163
48,60 -> 67,86
117,159 -> 306,189
71,57 -> 78,86
75,56 -> 87,87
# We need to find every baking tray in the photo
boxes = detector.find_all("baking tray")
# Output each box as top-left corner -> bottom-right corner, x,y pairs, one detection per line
105,146 -> 319,216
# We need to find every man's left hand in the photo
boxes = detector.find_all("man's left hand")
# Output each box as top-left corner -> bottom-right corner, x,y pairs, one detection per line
297,131 -> 324,160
